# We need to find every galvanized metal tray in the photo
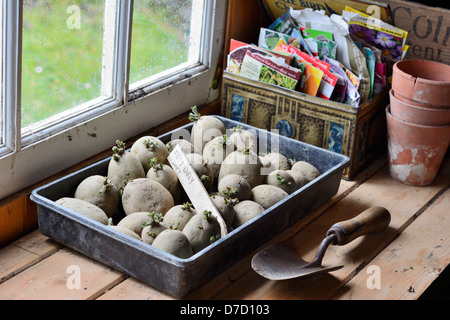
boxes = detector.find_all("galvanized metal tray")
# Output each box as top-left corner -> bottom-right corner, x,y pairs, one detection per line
31,116 -> 350,298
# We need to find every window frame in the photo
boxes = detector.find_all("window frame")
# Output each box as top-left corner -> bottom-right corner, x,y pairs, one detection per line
0,0 -> 227,201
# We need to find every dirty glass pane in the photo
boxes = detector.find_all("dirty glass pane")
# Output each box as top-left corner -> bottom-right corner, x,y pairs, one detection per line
21,0 -> 105,129
130,0 -> 200,86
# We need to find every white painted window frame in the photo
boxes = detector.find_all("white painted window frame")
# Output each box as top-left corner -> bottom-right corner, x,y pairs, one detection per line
0,0 -> 228,200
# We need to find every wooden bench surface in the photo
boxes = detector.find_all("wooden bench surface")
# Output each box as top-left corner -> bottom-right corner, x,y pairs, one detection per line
0,155 -> 449,300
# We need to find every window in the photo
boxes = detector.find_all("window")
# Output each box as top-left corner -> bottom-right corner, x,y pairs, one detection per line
0,0 -> 227,200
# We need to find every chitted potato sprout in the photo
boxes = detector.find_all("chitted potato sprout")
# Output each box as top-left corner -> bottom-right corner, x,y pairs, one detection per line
189,106 -> 226,151
218,174 -> 252,201
163,203 -> 197,231
209,194 -> 236,229
108,140 -> 145,192
183,210 -> 221,253
266,170 -> 297,194
74,175 -> 120,218
131,136 -> 169,173
141,212 -> 168,245
56,197 -> 109,225
121,178 -> 174,216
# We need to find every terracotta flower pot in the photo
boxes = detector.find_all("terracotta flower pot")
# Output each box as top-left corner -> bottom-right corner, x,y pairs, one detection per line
392,59 -> 450,108
390,90 -> 450,126
386,106 -> 450,186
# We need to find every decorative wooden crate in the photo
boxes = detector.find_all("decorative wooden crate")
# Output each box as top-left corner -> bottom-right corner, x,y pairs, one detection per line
221,71 -> 389,179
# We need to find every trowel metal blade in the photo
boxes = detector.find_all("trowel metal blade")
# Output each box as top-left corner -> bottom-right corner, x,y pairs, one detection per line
251,243 -> 343,281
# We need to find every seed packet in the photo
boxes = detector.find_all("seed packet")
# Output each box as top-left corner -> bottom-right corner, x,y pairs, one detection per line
363,47 -> 375,99
282,44 -> 338,100
239,51 -> 303,90
343,6 -> 408,61
227,39 -> 276,75
258,28 -> 293,51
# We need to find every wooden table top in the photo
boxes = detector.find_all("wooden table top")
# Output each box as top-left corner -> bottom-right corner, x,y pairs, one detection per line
0,155 -> 449,301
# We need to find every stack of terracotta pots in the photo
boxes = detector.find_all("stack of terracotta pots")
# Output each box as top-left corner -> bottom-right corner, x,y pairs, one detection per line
386,59 -> 450,186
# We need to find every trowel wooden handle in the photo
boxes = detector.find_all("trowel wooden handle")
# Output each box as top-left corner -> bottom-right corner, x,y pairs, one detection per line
326,207 -> 391,246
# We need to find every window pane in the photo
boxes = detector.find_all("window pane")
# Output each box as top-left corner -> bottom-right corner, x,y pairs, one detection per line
130,0 -> 202,86
21,0 -> 106,129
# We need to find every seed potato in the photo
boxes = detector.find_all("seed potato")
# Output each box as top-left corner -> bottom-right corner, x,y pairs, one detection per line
163,203 -> 197,231
232,200 -> 265,228
202,135 -> 235,178
189,106 -> 226,151
140,213 -> 168,245
183,211 -> 221,254
251,184 -> 289,209
209,194 -> 236,229
146,160 -> 182,204
74,175 -> 120,218
266,170 -> 297,194
121,178 -> 174,216
116,211 -> 155,236
166,139 -> 201,155
217,174 -> 252,201
260,152 -> 291,174
152,229 -> 193,259
109,225 -> 141,240
228,127 -> 258,154
131,136 -> 169,173
185,153 -> 214,192
108,140 -> 145,191
56,197 -> 109,225
218,149 -> 264,188
292,161 -> 321,182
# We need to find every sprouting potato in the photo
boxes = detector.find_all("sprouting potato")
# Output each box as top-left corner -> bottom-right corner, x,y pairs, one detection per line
218,149 -> 264,188
266,170 -> 297,194
286,169 -> 310,189
202,135 -> 235,179
185,153 -> 214,192
146,158 -> 182,204
232,200 -> 265,228
251,184 -> 289,209
74,175 -> 120,218
107,140 -> 145,192
121,178 -> 174,216
116,211 -> 156,236
131,136 -> 169,173
228,126 -> 258,154
166,139 -> 201,155
217,174 -> 252,201
163,203 -> 197,231
260,152 -> 291,174
152,229 -> 194,259
182,210 -> 221,254
140,212 -> 168,245
209,194 -> 236,229
189,106 -> 226,151
56,197 -> 109,225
